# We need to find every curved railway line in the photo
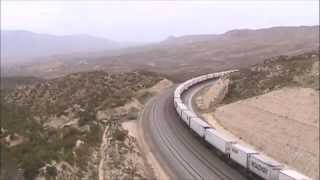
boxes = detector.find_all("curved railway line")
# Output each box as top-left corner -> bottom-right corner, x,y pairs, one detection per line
141,81 -> 253,180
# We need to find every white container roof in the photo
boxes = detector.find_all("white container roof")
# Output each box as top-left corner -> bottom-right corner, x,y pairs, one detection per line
253,154 -> 283,167
177,102 -> 187,109
206,129 -> 236,142
280,169 -> 311,180
232,143 -> 257,154
191,117 -> 210,127
184,110 -> 197,117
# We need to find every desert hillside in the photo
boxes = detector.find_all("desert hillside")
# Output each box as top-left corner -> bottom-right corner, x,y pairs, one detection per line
198,52 -> 319,179
223,51 -> 319,103
5,26 -> 319,81
1,71 -> 163,180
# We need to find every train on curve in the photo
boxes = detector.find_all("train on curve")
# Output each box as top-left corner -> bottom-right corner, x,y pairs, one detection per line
173,70 -> 311,180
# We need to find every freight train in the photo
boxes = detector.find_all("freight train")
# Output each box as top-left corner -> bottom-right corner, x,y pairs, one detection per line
173,70 -> 311,180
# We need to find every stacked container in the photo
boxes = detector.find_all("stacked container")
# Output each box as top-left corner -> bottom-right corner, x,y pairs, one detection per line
230,144 -> 258,168
189,117 -> 210,137
249,154 -> 283,180
204,129 -> 236,154
181,110 -> 196,126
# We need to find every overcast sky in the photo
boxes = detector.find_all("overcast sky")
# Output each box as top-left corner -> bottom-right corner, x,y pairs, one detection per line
1,1 -> 319,42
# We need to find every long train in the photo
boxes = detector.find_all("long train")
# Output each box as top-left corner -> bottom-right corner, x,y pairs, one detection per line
173,70 -> 311,180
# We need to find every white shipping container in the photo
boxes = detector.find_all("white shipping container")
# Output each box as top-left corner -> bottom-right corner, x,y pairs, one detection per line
199,76 -> 206,82
174,98 -> 181,108
189,79 -> 196,86
180,110 -> 189,124
190,117 -> 210,137
196,78 -> 202,83
180,110 -> 196,126
176,103 -> 187,117
204,74 -> 210,80
180,103 -> 188,110
175,102 -> 179,112
249,154 -> 283,180
204,129 -> 236,154
230,144 -> 258,168
279,169 -> 312,180
183,84 -> 190,91
174,89 -> 181,98
174,98 -> 182,106
185,110 -> 197,126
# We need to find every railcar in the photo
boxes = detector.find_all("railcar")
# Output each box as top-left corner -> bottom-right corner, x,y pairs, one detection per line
176,102 -> 187,116
189,117 -> 210,137
230,143 -> 258,168
180,110 -> 196,126
249,154 -> 283,180
204,129 -> 236,155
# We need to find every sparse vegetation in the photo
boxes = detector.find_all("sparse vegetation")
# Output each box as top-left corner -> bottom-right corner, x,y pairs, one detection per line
1,76 -> 44,92
223,51 -> 319,104
136,90 -> 155,104
1,71 -> 162,179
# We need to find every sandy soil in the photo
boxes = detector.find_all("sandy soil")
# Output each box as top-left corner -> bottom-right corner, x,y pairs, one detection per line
122,121 -> 138,140
213,87 -> 319,179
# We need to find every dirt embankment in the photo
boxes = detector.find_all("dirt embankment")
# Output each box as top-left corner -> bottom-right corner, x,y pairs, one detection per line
214,87 -> 319,179
195,77 -> 230,111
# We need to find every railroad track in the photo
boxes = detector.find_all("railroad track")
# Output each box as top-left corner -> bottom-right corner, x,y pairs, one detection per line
141,84 -> 252,180
151,101 -> 204,179
163,93 -> 234,180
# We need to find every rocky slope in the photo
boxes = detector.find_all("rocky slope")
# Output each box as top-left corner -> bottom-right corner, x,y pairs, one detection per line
1,71 -> 162,180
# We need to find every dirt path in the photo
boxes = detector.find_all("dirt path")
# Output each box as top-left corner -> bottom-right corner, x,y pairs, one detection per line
98,127 -> 108,180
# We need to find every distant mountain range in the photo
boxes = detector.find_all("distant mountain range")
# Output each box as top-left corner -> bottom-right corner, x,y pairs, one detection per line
3,25 -> 319,81
1,30 -> 131,63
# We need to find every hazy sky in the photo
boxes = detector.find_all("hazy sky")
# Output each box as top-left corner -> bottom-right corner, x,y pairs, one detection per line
1,1 -> 319,42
